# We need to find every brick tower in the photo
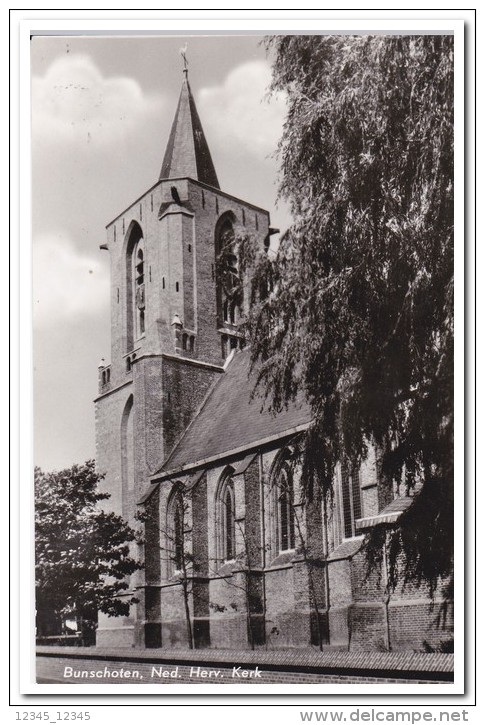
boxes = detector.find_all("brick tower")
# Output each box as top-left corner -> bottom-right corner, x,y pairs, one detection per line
94,66 -> 271,647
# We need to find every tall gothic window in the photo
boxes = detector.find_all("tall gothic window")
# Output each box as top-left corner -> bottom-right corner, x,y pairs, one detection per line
125,222 -> 146,351
120,395 -> 134,522
135,245 -> 145,336
279,460 -> 295,551
167,486 -> 185,574
215,214 -> 242,331
273,452 -> 295,552
341,464 -> 362,539
216,470 -> 236,562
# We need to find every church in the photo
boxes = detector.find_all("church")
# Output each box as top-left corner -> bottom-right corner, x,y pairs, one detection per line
94,66 -> 451,653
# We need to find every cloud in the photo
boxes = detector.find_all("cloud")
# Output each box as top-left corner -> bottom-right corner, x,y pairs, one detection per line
32,54 -> 164,148
197,61 -> 287,158
33,232 -> 109,327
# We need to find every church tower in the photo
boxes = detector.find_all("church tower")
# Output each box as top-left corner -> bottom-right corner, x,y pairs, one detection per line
94,64 -> 272,647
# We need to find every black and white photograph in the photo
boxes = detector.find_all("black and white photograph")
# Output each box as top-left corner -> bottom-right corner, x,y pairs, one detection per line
19,12 -> 470,705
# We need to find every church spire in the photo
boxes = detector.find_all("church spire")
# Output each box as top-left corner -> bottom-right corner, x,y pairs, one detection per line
159,58 -> 220,189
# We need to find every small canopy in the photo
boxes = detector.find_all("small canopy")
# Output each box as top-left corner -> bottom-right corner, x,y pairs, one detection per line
355,496 -> 414,531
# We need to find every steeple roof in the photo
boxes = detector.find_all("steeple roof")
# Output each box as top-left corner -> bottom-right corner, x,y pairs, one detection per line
160,73 -> 220,189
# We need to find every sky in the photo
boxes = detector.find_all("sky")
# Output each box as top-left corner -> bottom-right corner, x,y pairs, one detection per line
31,34 -> 290,472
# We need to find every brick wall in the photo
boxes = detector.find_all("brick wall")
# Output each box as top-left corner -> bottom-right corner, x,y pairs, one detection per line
208,572 -> 248,649
147,446 -> 452,653
351,549 -> 384,602
389,601 -> 453,651
161,356 -> 220,454
265,566 -> 299,647
243,457 -> 263,568
132,357 -> 165,491
95,382 -> 134,517
348,603 -> 389,651
144,486 -> 161,585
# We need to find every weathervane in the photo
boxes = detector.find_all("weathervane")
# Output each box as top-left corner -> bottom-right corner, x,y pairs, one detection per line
179,43 -> 188,76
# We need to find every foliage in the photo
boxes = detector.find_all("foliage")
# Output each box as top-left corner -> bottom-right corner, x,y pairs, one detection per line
242,35 -> 454,595
422,637 -> 454,653
35,460 -> 142,636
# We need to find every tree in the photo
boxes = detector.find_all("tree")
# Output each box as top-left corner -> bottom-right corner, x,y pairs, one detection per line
243,35 -> 454,599
35,461 -> 142,643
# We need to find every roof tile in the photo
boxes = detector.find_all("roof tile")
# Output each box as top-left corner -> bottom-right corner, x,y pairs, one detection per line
158,349 -> 312,475
160,77 -> 220,189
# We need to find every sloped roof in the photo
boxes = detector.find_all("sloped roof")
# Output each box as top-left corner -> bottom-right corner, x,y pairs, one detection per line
160,76 -> 220,189
327,538 -> 364,561
356,496 -> 414,530
154,349 -> 312,478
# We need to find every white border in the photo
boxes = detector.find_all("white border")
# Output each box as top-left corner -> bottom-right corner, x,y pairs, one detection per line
12,7 -> 474,708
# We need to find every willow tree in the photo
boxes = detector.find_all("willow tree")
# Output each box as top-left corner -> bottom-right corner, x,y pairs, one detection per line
244,35 -> 454,597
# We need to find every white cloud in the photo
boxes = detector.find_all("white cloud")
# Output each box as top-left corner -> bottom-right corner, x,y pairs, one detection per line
32,54 -> 164,148
197,60 -> 287,158
33,233 -> 109,327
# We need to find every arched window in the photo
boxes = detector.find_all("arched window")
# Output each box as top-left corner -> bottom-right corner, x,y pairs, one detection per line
224,484 -> 235,560
173,494 -> 184,571
341,463 -> 362,539
215,214 -> 242,333
167,486 -> 185,574
124,222 -> 146,351
272,451 -> 296,552
120,395 -> 134,521
135,246 -> 145,336
216,470 -> 236,563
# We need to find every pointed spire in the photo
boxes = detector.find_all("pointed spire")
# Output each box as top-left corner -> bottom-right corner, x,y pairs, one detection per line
159,67 -> 220,189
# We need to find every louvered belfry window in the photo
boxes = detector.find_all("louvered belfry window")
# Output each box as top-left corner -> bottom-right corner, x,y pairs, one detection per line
134,245 -> 145,336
